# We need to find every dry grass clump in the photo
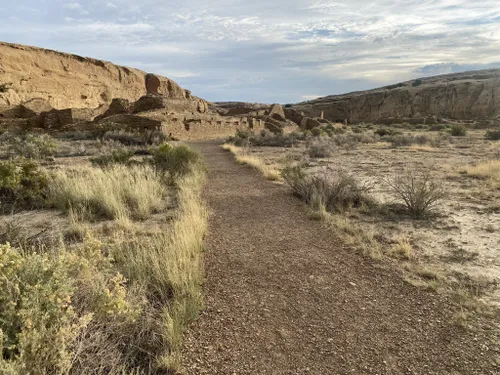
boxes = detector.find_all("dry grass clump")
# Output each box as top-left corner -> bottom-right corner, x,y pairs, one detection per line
463,160 -> 500,189
222,144 -> 281,181
282,166 -> 373,212
50,164 -> 165,221
385,170 -> 445,218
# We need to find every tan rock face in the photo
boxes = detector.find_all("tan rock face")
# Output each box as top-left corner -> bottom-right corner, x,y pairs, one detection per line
0,42 -> 190,109
293,69 -> 500,123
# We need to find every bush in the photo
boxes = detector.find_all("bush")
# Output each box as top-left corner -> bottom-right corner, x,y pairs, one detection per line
282,166 -> 372,212
385,170 -> 445,218
412,79 -> 423,87
306,141 -> 333,158
391,134 -> 431,147
430,124 -> 447,131
3,133 -> 58,159
486,129 -> 500,141
0,158 -> 48,211
150,143 -> 201,180
102,129 -> 169,146
311,127 -> 322,137
450,124 -> 467,136
90,149 -> 134,167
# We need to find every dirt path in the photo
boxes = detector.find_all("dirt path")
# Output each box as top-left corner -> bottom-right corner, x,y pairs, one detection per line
182,142 -> 498,374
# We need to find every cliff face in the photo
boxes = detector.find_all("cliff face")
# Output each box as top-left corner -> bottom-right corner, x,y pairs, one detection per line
0,42 -> 190,109
293,70 -> 500,123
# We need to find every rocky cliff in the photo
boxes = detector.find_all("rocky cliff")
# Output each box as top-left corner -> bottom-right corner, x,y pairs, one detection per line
293,70 -> 500,123
0,42 -> 190,109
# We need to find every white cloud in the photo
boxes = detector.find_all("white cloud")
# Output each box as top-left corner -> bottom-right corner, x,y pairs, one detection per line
2,0 -> 500,101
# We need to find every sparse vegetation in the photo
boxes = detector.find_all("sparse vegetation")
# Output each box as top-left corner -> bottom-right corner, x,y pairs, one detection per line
90,148 -> 134,167
1,133 -> 58,159
222,144 -> 281,181
385,170 -> 445,218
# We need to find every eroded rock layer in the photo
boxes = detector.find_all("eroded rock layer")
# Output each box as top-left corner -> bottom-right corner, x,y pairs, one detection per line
0,42 -> 190,109
292,70 -> 500,123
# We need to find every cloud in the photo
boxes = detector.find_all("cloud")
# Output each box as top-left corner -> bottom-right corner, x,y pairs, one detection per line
1,0 -> 500,102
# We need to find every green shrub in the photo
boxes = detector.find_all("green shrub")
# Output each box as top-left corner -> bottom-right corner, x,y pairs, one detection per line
375,128 -> 393,136
282,166 -> 372,212
385,170 -> 445,218
486,129 -> 500,141
4,134 -> 58,160
311,127 -> 322,137
412,79 -> 423,87
151,143 -> 201,180
90,149 -> 134,167
0,158 -> 48,211
450,124 -> 467,136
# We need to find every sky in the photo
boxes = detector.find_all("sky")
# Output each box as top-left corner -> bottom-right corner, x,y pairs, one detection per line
1,1 -> 500,103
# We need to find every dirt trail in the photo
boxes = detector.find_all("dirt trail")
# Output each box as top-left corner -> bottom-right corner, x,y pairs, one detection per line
182,142 -> 498,375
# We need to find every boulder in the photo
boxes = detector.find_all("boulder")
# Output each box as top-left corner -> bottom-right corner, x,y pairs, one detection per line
132,94 -> 167,113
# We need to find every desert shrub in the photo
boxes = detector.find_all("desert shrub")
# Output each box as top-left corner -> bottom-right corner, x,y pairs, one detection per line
306,140 -> 333,158
150,143 -> 201,180
430,124 -> 448,131
0,243 -> 92,375
486,130 -> 500,141
4,133 -> 58,159
450,124 -> 467,136
50,165 -> 165,221
374,128 -> 393,137
102,129 -> 169,146
310,127 -> 322,137
90,149 -> 134,167
282,166 -> 372,212
385,170 -> 445,218
391,134 -> 431,147
0,158 -> 48,211
249,130 -> 305,147
412,79 -> 423,87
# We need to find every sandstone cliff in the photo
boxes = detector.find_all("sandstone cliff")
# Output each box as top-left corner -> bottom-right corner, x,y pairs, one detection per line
0,42 -> 190,109
292,70 -> 500,123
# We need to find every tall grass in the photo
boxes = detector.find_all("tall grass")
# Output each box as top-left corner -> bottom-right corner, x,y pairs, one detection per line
50,165 -> 165,221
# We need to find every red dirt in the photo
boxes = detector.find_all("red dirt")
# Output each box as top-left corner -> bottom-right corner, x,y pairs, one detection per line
182,142 -> 499,374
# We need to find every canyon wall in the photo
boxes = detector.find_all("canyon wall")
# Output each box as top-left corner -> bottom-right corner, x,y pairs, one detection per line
0,42 -> 190,109
293,70 -> 500,123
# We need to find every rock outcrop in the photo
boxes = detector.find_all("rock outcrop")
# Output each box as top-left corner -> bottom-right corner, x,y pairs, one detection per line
292,69 -> 500,123
0,42 -> 191,109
